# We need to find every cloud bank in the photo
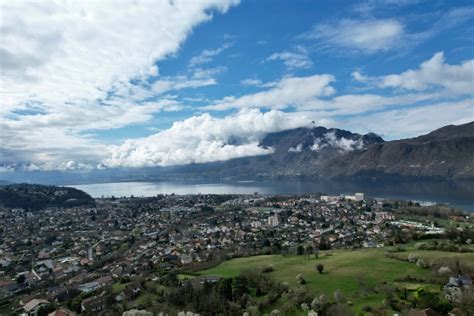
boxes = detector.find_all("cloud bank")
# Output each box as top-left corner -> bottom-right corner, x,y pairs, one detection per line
102,109 -> 314,168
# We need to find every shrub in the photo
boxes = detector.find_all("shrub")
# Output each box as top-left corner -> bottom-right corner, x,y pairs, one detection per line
316,264 -> 324,274
407,254 -> 419,263
262,264 -> 274,273
296,274 -> 306,285
414,242 -> 429,250
438,266 -> 452,276
416,258 -> 430,269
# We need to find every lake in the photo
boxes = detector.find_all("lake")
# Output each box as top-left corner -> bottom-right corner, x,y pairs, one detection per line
69,180 -> 474,211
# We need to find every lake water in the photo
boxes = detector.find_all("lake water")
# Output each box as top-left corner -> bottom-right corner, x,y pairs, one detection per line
70,180 -> 474,211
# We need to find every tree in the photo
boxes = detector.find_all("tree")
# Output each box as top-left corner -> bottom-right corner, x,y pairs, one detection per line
16,274 -> 25,284
319,236 -> 331,250
305,245 -> 313,259
326,304 -> 354,316
316,264 -> 324,274
37,303 -> 56,316
218,278 -> 233,301
296,245 -> 304,256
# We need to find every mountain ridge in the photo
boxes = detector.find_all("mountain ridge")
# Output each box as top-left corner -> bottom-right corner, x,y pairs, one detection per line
1,122 -> 472,184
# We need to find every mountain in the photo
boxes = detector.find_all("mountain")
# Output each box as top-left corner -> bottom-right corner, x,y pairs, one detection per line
0,183 -> 95,210
174,126 -> 385,179
321,122 -> 474,180
164,122 -> 473,181
0,122 -> 472,184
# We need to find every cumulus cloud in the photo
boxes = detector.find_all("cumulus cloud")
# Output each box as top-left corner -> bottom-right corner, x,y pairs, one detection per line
0,0 -> 239,168
102,109 -> 315,168
302,19 -> 404,53
204,74 -> 336,111
355,52 -> 474,95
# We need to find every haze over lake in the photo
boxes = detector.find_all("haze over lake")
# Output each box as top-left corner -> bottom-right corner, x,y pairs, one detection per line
70,180 -> 474,212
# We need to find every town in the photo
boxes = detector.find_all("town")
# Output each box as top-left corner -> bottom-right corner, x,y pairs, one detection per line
0,191 -> 473,315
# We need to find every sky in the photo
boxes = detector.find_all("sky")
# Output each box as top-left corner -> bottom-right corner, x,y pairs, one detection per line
1,0 -> 473,172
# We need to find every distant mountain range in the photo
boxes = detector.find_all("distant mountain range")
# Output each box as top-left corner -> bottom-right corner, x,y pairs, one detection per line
170,121 -> 474,181
1,122 -> 473,184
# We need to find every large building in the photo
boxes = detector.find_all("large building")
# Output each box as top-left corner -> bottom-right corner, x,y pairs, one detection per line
267,214 -> 279,227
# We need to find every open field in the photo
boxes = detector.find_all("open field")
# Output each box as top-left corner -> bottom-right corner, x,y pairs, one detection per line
199,246 -> 474,313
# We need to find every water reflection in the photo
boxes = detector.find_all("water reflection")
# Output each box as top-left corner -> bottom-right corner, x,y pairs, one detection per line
70,180 -> 474,211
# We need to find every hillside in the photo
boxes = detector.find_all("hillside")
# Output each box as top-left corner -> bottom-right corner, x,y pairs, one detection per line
159,126 -> 385,180
199,245 -> 474,314
172,122 -> 474,181
0,183 -> 94,210
322,122 -> 474,180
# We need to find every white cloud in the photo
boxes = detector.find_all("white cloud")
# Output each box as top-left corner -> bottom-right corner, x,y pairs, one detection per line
341,99 -> 474,140
309,132 -> 364,152
310,138 -> 326,151
241,78 -> 263,86
351,70 -> 370,82
0,0 -> 239,167
368,52 -> 474,95
36,161 -> 95,172
288,144 -> 303,153
299,92 -> 440,114
267,50 -> 312,69
323,132 -> 365,152
188,43 -> 232,67
205,74 -> 336,111
102,109 -> 315,168
302,19 -> 404,53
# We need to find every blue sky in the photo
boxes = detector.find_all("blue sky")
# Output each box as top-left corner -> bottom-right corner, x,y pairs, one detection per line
0,0 -> 473,171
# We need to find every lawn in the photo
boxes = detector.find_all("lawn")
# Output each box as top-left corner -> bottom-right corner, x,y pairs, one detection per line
200,249 -> 432,295
198,247 -> 473,313
112,282 -> 127,294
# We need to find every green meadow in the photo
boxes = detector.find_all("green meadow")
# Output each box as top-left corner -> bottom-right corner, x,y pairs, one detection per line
198,246 -> 474,313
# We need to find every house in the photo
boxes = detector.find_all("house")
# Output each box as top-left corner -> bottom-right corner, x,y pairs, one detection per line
180,254 -> 193,265
190,275 -> 221,287
444,275 -> 473,303
81,295 -> 106,314
122,310 -> 153,316
79,281 -> 100,293
48,308 -> 76,316
23,298 -> 50,316
94,275 -> 113,288
116,282 -> 142,302
0,279 -> 18,296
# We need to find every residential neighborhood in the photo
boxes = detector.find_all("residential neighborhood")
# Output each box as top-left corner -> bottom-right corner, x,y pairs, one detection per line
0,191 -> 472,315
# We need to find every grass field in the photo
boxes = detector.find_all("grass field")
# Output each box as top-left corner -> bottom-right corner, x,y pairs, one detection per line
198,246 -> 474,313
